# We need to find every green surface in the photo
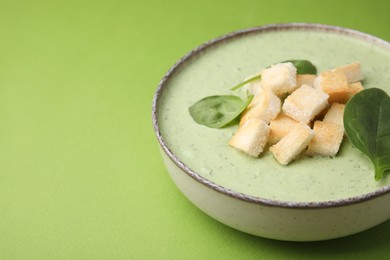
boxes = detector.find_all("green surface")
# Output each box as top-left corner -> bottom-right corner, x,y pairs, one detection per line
0,0 -> 390,259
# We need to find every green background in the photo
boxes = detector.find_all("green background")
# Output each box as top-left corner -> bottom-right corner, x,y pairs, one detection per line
1,0 -> 390,259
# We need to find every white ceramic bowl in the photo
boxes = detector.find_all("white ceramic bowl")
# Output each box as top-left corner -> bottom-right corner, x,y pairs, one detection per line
152,23 -> 390,241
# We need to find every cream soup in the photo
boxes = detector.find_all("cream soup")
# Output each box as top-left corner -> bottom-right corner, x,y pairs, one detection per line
156,28 -> 390,202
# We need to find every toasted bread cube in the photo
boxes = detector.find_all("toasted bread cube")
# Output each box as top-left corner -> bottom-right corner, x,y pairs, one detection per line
349,81 -> 364,93
347,81 -> 364,100
296,74 -> 316,87
261,62 -> 297,97
268,113 -> 299,144
323,103 -> 345,127
314,70 -> 352,103
239,88 -> 281,127
229,119 -> 270,157
333,62 -> 364,83
306,121 -> 344,156
270,122 -> 314,165
282,84 -> 329,124
312,104 -> 330,122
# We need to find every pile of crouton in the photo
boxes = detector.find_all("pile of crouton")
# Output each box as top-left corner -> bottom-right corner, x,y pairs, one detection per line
228,62 -> 364,165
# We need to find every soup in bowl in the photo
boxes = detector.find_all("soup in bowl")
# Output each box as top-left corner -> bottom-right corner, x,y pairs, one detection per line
152,23 -> 390,241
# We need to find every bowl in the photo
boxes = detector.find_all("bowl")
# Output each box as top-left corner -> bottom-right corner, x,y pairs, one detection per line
152,23 -> 390,241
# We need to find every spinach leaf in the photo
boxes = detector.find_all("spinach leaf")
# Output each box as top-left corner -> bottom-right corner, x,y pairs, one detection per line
230,75 -> 261,91
189,95 -> 253,128
344,88 -> 390,180
283,59 -> 317,75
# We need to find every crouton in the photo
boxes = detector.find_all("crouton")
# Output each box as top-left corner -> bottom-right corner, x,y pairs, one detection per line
239,88 -> 281,127
268,113 -> 299,144
270,122 -> 314,165
306,121 -> 344,156
261,62 -> 297,97
282,84 -> 329,124
229,119 -> 270,157
347,81 -> 364,100
296,74 -> 316,87
323,103 -> 345,127
312,104 -> 330,122
349,81 -> 364,93
333,62 -> 364,83
314,70 -> 352,103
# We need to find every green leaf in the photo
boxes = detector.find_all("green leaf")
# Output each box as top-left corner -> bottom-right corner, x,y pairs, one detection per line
189,95 -> 253,128
230,75 -> 261,91
283,59 -> 317,75
344,88 -> 390,180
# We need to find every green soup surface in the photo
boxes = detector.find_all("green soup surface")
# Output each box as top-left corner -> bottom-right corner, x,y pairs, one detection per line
157,28 -> 390,202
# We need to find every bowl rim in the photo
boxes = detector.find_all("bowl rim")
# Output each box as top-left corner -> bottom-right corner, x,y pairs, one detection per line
152,22 -> 390,209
